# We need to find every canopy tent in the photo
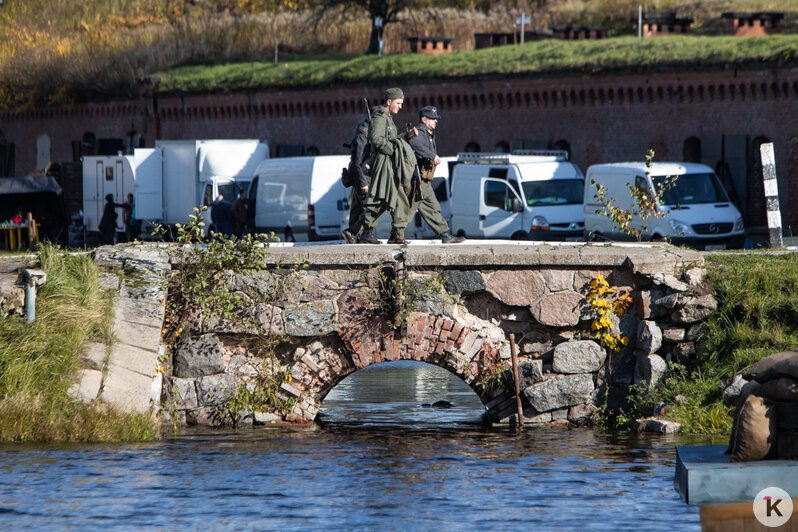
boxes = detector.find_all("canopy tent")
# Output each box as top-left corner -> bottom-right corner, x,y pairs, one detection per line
0,175 -> 62,195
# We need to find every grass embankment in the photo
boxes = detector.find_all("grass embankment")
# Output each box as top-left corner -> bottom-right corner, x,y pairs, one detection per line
0,245 -> 158,442
156,34 -> 798,95
631,253 -> 798,434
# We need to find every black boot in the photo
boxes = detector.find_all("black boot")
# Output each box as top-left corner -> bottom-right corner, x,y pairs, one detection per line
387,227 -> 409,245
357,227 -> 380,244
440,231 -> 465,244
341,219 -> 363,244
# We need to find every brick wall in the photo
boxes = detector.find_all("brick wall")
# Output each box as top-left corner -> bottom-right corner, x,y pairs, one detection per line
2,67 -> 797,231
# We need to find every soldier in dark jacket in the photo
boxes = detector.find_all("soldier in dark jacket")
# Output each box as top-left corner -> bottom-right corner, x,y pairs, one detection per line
342,87 -> 418,245
341,107 -> 379,243
403,106 -> 464,244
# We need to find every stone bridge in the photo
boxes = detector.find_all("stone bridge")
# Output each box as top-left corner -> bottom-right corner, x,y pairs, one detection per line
78,242 -> 711,427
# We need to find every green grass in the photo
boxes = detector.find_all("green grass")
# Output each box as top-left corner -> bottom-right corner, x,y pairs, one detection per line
635,253 -> 798,434
155,34 -> 798,95
0,244 -> 158,442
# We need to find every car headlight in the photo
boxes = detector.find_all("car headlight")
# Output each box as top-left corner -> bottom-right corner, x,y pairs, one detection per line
668,218 -> 692,235
734,217 -> 745,232
531,215 -> 549,230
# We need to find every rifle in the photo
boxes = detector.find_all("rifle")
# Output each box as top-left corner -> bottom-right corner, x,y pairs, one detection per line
364,98 -> 371,120
411,165 -> 424,202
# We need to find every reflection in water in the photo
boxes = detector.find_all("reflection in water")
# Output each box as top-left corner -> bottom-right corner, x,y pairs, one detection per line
318,360 -> 487,426
0,362 -> 719,530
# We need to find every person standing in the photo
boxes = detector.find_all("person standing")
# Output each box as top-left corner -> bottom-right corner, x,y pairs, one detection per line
403,106 -> 464,244
98,194 -> 122,245
342,87 -> 418,245
341,107 -> 380,244
231,190 -> 249,237
211,194 -> 233,237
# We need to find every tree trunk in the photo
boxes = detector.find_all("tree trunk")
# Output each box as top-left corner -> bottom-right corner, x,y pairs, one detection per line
367,19 -> 381,55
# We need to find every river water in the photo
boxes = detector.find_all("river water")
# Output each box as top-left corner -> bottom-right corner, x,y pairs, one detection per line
0,361 -> 719,530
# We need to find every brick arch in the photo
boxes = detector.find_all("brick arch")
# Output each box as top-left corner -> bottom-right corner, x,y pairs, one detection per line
286,315 -> 514,422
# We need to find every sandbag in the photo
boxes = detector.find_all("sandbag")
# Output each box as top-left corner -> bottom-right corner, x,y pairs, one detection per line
758,377 -> 798,403
726,381 -> 762,454
744,351 -> 798,381
753,355 -> 798,384
729,394 -> 776,462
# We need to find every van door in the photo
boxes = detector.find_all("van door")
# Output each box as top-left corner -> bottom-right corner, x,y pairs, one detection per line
480,177 -> 524,238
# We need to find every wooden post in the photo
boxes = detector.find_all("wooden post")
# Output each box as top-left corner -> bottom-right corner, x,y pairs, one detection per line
509,333 -> 523,428
760,142 -> 783,248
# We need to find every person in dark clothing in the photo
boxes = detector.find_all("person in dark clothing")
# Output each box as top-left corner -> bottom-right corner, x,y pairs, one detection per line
98,194 -> 123,245
407,106 -> 464,244
341,107 -> 380,243
211,194 -> 234,236
231,190 -> 249,237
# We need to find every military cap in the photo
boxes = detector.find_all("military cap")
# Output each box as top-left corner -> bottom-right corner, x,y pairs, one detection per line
383,87 -> 404,100
419,105 -> 440,119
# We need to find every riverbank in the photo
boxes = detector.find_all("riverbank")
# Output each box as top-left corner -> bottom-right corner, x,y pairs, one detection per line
0,245 -> 158,442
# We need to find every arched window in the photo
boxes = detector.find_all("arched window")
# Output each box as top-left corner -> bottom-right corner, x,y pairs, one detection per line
553,139 -> 571,159
682,137 -> 701,163
494,141 -> 510,153
464,142 -> 481,153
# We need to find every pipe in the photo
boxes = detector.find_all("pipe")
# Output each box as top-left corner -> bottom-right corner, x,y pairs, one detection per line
22,269 -> 47,323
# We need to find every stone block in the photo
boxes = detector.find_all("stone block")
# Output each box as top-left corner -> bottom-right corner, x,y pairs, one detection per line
634,352 -> 667,388
530,291 -> 584,327
443,270 -> 486,295
662,327 -> 686,343
109,342 -> 159,377
113,297 -> 165,329
174,333 -> 226,378
80,341 -> 108,371
486,270 -> 545,307
98,272 -> 120,291
68,369 -> 103,404
684,267 -> 706,286
517,359 -> 544,388
167,377 -> 199,409
523,373 -> 595,412
112,319 -> 161,352
634,417 -> 681,433
284,300 -> 338,336
636,320 -> 662,354
672,295 -> 717,324
196,374 -> 238,406
552,340 -> 606,373
100,364 -> 156,413
540,269 -> 574,292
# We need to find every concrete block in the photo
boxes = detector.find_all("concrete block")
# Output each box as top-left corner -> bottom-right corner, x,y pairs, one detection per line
68,369 -> 103,404
113,297 -> 165,328
109,342 -> 159,377
100,364 -> 156,413
112,319 -> 162,352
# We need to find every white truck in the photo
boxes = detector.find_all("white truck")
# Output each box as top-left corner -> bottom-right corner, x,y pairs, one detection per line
249,155 -> 351,242
584,161 -> 746,250
82,139 -> 269,234
448,151 -> 585,241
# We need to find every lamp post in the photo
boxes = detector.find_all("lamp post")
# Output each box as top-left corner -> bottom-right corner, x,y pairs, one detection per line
516,13 -> 530,45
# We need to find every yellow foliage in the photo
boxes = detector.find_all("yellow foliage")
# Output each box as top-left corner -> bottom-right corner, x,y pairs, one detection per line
586,274 -> 632,353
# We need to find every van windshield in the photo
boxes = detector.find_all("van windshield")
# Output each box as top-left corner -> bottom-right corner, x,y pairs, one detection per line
652,173 -> 729,205
522,179 -> 584,206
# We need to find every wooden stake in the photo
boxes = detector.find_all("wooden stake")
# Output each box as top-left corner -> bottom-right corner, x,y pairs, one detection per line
509,333 -> 523,428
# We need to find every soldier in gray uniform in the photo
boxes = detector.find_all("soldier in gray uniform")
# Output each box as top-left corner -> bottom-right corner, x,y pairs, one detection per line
342,87 -> 418,245
403,106 -> 464,243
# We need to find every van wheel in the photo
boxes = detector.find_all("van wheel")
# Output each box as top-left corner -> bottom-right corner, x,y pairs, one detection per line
651,233 -> 665,242
511,231 -> 529,241
284,227 -> 295,242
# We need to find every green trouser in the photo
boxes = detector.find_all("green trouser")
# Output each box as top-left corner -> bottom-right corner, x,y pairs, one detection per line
361,186 -> 410,230
394,178 -> 449,235
347,187 -> 366,230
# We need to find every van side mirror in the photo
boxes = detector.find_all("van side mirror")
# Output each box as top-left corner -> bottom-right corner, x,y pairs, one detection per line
510,198 -> 523,212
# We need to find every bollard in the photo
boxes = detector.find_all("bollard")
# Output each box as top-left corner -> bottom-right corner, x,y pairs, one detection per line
760,142 -> 783,248
21,269 -> 47,323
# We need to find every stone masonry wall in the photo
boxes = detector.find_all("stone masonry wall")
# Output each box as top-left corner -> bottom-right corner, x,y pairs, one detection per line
159,243 -> 710,428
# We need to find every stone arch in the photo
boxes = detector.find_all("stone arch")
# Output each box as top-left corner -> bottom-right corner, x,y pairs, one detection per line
287,315 -> 513,421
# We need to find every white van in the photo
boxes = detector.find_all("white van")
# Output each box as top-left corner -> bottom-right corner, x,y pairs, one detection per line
341,156 -> 455,240
250,155 -> 350,242
448,151 -> 585,240
584,162 -> 745,250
